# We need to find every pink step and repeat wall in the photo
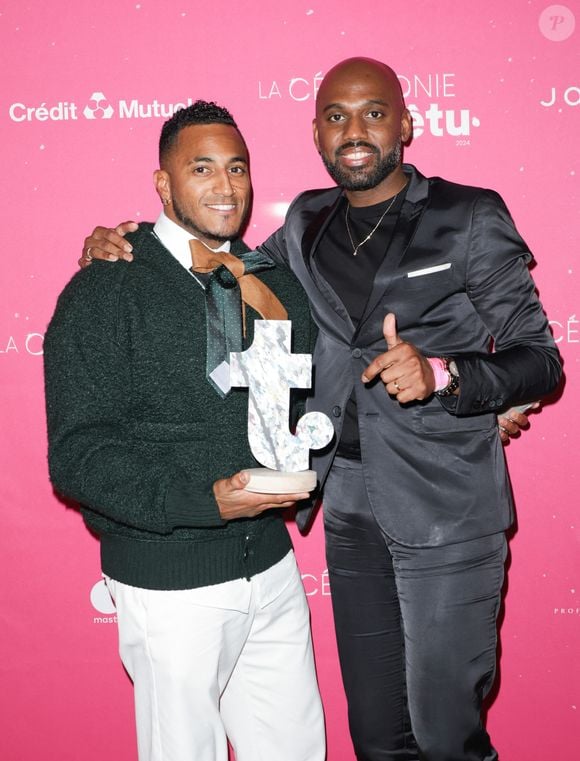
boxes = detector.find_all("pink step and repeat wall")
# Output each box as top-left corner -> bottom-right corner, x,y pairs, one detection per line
1,1 -> 578,759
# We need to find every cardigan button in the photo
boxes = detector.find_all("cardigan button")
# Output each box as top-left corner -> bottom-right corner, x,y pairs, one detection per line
332,406 -> 342,418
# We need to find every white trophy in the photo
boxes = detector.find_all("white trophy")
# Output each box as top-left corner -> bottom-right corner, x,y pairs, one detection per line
229,320 -> 334,493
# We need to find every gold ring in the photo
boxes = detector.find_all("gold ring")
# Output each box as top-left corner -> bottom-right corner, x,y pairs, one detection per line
393,380 -> 400,391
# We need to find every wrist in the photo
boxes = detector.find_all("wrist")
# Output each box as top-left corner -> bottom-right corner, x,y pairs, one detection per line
428,357 -> 460,396
427,357 -> 450,392
434,357 -> 460,397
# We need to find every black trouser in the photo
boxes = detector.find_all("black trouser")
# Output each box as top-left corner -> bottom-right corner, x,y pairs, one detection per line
324,456 -> 506,761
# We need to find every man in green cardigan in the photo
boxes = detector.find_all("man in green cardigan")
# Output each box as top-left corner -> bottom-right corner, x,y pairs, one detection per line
44,102 -> 325,761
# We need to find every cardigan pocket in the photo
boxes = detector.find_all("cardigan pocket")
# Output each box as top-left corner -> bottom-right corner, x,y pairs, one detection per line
129,421 -> 208,478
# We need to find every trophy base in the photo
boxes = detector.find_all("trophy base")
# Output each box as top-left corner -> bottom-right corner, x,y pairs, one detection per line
243,468 -> 317,494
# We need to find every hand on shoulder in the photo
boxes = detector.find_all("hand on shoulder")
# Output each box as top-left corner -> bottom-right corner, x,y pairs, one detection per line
80,222 -> 138,268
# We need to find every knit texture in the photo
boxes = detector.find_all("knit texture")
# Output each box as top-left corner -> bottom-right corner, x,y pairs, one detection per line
44,224 -> 314,589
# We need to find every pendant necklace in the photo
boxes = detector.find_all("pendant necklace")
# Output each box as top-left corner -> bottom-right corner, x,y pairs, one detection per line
345,190 -> 400,256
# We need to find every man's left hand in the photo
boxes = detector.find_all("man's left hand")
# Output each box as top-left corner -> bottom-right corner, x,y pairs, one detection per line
497,403 -> 539,443
80,222 -> 138,268
361,313 -> 435,403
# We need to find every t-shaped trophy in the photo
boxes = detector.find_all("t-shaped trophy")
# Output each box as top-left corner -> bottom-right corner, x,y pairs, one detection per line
230,320 -> 334,493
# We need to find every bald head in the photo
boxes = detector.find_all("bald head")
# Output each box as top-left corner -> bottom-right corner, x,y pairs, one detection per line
313,57 -> 412,205
316,57 -> 404,116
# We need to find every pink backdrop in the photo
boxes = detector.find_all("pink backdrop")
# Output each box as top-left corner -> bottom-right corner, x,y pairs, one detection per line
1,1 -> 578,759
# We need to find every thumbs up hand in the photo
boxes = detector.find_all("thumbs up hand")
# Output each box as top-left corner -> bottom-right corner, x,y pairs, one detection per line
382,312 -> 402,350
361,313 -> 436,403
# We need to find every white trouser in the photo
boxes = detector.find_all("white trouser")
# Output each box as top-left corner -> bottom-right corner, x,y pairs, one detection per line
105,551 -> 325,761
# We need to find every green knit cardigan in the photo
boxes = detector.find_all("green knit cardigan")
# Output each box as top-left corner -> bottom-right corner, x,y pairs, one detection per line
44,224 -> 315,589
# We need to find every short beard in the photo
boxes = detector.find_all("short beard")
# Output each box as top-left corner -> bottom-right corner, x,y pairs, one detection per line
321,139 -> 402,191
172,197 -> 240,243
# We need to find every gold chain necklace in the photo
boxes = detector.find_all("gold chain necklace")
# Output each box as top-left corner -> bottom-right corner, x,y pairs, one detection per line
345,191 -> 400,256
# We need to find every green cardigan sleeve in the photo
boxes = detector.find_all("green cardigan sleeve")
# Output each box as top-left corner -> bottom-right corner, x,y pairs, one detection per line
44,263 -> 225,533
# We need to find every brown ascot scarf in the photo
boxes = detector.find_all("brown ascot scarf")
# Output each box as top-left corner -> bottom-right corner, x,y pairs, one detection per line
189,239 -> 287,397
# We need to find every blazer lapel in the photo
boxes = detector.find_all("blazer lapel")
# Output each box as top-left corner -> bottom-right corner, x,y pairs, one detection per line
302,192 -> 356,332
302,192 -> 342,268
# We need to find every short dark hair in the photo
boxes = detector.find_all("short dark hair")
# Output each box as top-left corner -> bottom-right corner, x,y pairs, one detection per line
159,100 -> 241,164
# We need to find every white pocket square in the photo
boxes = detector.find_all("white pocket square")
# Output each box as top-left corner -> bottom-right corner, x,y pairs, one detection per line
406,263 -> 452,278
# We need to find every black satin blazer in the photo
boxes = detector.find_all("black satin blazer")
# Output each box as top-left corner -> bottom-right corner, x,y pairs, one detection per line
259,165 -> 562,545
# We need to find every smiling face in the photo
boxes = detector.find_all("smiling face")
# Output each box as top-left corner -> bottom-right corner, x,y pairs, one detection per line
313,58 -> 412,206
154,123 -> 251,246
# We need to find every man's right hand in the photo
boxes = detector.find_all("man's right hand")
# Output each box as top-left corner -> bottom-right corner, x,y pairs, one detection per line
80,222 -> 139,268
213,471 -> 309,520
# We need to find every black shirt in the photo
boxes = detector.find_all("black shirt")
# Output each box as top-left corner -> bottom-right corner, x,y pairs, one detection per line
314,188 -> 407,458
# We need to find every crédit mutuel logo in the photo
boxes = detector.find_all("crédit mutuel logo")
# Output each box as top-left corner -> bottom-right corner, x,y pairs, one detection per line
8,92 -> 195,123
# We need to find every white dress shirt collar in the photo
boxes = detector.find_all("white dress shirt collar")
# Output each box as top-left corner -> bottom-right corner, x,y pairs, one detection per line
153,211 -> 231,272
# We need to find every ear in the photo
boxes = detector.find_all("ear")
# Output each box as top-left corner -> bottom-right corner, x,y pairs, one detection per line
153,169 -> 171,205
401,108 -> 413,145
312,118 -> 320,153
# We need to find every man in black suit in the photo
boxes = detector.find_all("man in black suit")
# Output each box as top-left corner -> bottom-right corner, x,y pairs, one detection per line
81,58 -> 561,761
256,57 -> 561,761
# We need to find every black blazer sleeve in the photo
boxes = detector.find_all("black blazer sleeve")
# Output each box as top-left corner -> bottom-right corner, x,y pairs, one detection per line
445,190 -> 561,415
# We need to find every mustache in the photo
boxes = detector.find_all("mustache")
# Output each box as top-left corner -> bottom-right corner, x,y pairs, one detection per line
336,141 -> 379,157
